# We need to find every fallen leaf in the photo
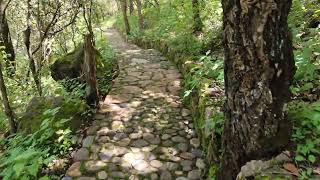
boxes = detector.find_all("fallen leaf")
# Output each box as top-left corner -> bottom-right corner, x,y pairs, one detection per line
283,163 -> 299,176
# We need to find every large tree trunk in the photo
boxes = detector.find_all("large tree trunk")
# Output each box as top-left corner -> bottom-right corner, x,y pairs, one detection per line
0,58 -> 16,134
217,0 -> 296,179
0,0 -> 16,73
83,34 -> 99,107
135,0 -> 144,31
121,0 -> 130,35
192,0 -> 203,34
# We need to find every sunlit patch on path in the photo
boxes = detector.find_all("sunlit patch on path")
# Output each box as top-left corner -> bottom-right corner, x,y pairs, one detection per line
64,29 -> 206,180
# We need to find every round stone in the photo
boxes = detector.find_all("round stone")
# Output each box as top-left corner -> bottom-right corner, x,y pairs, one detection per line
150,160 -> 163,168
83,136 -> 95,148
97,171 -> 108,179
73,148 -> 89,161
181,109 -> 191,116
111,171 -> 125,178
61,177 -> 72,180
85,161 -> 106,172
111,121 -> 124,130
78,177 -> 96,180
181,160 -> 193,167
131,139 -> 149,148
117,138 -> 131,146
113,133 -> 127,140
190,138 -> 200,148
180,152 -> 196,160
188,170 -> 201,179
161,134 -> 171,140
165,162 -> 179,171
176,177 -> 188,180
66,162 -> 82,177
160,170 -> 172,180
177,143 -> 189,152
143,133 -> 155,141
129,133 -> 143,139
196,158 -> 206,169
150,173 -> 159,180
133,160 -> 149,171
172,136 -> 187,143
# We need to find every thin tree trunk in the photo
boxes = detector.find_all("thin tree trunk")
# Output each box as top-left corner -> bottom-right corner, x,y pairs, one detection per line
192,0 -> 203,34
24,0 -> 42,96
217,0 -> 296,179
136,0 -> 144,31
0,58 -> 16,134
121,0 -> 130,35
129,0 -> 134,15
0,0 -> 16,74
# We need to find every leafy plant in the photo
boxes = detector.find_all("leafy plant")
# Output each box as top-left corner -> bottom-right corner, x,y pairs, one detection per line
288,101 -> 320,178
184,52 -> 224,98
0,107 -> 74,180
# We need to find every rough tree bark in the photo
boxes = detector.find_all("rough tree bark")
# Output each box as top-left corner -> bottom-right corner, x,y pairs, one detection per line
217,0 -> 296,179
0,0 -> 15,73
0,57 -> 16,134
83,34 -> 99,107
129,0 -> 134,15
121,0 -> 131,35
192,0 -> 203,34
135,0 -> 144,31
24,0 -> 42,96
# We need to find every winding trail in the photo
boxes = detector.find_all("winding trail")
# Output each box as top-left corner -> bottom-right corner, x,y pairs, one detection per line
64,29 -> 206,180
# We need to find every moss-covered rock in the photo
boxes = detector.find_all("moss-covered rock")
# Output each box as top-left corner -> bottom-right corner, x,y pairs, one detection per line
50,45 -> 84,81
50,42 -> 118,98
18,96 -> 87,134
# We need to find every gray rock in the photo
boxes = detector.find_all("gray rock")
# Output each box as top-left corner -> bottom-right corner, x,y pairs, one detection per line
150,160 -> 163,168
190,138 -> 200,148
111,171 -> 125,178
160,170 -> 172,180
180,152 -> 196,160
83,136 -> 95,148
117,138 -> 131,146
97,171 -> 108,179
188,170 -> 201,179
172,136 -> 187,143
74,148 -> 89,161
176,177 -> 188,180
131,139 -> 149,148
78,177 -> 96,180
61,177 -> 72,180
165,162 -> 179,171
161,134 -> 171,140
181,160 -> 193,167
177,143 -> 189,152
85,161 -> 106,172
196,159 -> 206,169
66,162 -> 82,177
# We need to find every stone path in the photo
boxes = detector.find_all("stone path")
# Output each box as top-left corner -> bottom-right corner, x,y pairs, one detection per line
64,29 -> 206,180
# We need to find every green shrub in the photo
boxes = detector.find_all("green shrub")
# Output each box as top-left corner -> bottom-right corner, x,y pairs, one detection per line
288,101 -> 320,179
0,107 -> 74,180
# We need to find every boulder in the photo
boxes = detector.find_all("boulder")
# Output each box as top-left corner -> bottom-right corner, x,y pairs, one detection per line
50,43 -> 119,98
18,96 -> 87,134
50,45 -> 84,81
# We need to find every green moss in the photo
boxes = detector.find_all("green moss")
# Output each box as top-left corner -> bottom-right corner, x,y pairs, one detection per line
18,97 -> 88,134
